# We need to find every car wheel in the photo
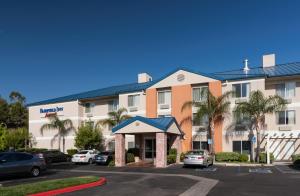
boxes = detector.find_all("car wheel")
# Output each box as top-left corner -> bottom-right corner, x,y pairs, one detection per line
88,158 -> 93,164
31,167 -> 40,177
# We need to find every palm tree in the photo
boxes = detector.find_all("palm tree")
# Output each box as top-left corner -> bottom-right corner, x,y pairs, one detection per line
234,90 -> 286,162
40,114 -> 74,153
96,107 -> 131,129
181,89 -> 232,155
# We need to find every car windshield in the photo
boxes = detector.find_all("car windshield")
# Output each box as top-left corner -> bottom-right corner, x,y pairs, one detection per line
99,152 -> 110,155
186,151 -> 204,155
77,151 -> 88,154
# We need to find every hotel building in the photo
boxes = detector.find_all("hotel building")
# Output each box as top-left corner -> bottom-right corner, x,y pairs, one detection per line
28,54 -> 300,166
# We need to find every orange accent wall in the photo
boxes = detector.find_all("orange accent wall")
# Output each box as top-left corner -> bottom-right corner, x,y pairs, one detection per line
171,85 -> 192,152
209,81 -> 223,153
146,88 -> 157,118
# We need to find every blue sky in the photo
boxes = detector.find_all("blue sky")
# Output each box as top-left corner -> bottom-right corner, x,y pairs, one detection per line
0,0 -> 300,104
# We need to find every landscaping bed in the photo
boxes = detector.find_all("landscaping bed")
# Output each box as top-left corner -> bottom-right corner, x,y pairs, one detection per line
0,176 -> 101,196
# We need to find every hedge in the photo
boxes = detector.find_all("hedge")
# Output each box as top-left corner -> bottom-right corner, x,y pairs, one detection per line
17,148 -> 48,153
239,154 -> 249,162
291,154 -> 300,166
126,153 -> 135,163
67,149 -> 78,156
215,152 -> 240,162
180,152 -> 185,162
167,154 -> 176,164
127,148 -> 140,157
259,152 -> 274,163
169,148 -> 177,155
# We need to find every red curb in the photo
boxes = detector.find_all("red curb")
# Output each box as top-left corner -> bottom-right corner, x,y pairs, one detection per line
28,177 -> 106,196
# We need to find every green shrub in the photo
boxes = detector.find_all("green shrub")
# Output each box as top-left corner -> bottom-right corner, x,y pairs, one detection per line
127,148 -> 139,157
108,160 -> 115,167
169,148 -> 177,155
126,153 -> 135,163
259,152 -> 274,163
180,152 -> 185,162
215,152 -> 240,162
67,149 -> 78,156
239,154 -> 249,162
291,154 -> 300,166
167,154 -> 176,164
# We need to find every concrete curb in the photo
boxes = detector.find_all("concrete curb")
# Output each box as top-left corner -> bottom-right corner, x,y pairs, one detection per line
27,177 -> 106,196
214,162 -> 273,167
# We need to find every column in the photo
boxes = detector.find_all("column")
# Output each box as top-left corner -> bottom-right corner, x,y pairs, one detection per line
171,135 -> 182,163
156,132 -> 167,168
115,134 -> 125,167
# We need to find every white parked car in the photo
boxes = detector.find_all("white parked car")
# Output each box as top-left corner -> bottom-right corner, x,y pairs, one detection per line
71,150 -> 98,164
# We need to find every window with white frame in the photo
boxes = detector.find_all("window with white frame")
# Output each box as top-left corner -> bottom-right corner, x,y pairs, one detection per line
128,94 -> 140,107
276,82 -> 296,98
193,86 -> 208,102
192,113 -> 208,126
108,99 -> 119,112
277,110 -> 296,125
157,91 -> 171,105
84,103 -> 94,113
232,83 -> 250,98
233,141 -> 251,154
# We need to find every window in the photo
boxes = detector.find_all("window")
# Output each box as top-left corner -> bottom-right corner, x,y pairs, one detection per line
235,113 -> 249,125
108,100 -> 119,112
233,141 -> 251,154
128,94 -> 140,107
15,153 -> 33,161
192,113 -> 208,126
158,91 -> 171,105
232,83 -> 250,98
108,140 -> 115,151
276,82 -> 296,98
192,141 -> 208,150
85,103 -> 94,113
128,142 -> 134,149
193,86 -> 208,102
277,110 -> 296,125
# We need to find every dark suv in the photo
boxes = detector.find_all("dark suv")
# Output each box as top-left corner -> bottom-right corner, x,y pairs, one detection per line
0,152 -> 46,177
35,150 -> 71,164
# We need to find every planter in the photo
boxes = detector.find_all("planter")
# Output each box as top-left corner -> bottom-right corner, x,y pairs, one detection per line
134,156 -> 140,163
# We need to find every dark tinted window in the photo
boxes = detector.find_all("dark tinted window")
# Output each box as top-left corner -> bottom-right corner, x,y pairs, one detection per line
77,151 -> 88,154
99,152 -> 110,155
233,141 -> 251,154
186,151 -> 204,155
1,154 -> 16,162
15,153 -> 33,161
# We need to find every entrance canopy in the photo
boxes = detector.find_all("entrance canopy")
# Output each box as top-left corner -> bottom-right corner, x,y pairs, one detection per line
112,116 -> 183,135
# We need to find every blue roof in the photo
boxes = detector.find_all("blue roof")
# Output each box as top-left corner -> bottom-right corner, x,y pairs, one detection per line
212,62 -> 300,81
27,81 -> 154,106
112,116 -> 182,133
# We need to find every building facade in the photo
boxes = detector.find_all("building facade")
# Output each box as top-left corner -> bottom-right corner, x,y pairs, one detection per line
28,54 -> 300,161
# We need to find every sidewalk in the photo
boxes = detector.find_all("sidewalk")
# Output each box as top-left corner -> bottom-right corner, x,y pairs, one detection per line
214,162 -> 273,167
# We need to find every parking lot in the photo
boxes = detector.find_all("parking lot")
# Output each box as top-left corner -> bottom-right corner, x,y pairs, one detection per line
1,163 -> 300,196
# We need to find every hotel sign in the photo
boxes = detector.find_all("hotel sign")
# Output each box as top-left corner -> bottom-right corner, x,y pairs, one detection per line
40,107 -> 64,117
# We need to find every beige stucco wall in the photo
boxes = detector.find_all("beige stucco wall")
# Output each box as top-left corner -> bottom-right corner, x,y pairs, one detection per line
221,78 -> 265,152
119,91 -> 146,116
28,100 -> 80,151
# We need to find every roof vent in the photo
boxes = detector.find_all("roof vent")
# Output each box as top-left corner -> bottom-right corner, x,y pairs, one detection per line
243,59 -> 250,73
138,73 -> 152,83
262,54 -> 275,68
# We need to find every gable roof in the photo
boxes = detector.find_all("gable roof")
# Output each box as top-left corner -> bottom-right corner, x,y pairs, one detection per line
147,67 -> 222,88
112,116 -> 183,134
27,81 -> 154,107
212,62 -> 300,81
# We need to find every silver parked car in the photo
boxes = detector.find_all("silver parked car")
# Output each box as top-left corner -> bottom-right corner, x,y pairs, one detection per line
0,152 -> 46,177
183,150 -> 213,167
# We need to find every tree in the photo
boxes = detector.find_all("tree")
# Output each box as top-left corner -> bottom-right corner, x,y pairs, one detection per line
40,115 -> 74,152
0,125 -> 31,151
181,89 -> 232,154
96,108 -> 131,128
0,97 -> 9,126
234,90 -> 286,162
75,122 -> 103,150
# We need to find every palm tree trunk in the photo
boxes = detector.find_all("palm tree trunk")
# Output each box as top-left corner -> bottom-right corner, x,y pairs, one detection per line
211,123 -> 215,155
256,125 -> 261,163
58,135 -> 61,151
63,136 -> 65,153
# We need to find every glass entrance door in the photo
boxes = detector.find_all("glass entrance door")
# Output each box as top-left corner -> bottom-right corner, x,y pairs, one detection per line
145,138 -> 156,159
